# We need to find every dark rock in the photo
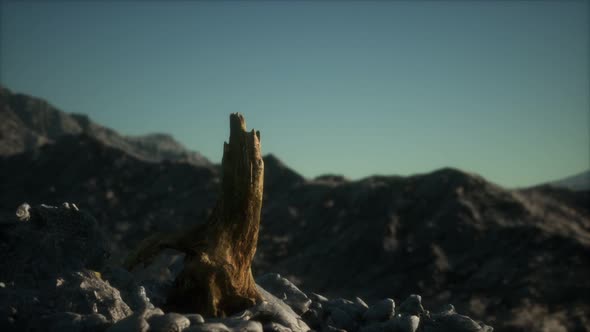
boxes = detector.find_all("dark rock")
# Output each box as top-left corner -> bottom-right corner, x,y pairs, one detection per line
103,265 -> 167,313
354,297 -> 368,310
434,304 -> 455,316
392,314 -> 419,332
323,324 -> 347,332
325,298 -> 366,321
204,317 -> 247,325
0,202 -> 133,330
301,308 -> 322,329
80,313 -> 112,331
256,273 -> 311,315
105,312 -> 149,332
360,314 -> 419,332
186,321 -> 262,332
308,293 -> 329,303
363,298 -> 395,322
144,307 -> 166,320
241,322 -> 264,332
38,312 -> 111,332
102,267 -> 152,311
147,312 -> 190,332
479,323 -> 494,332
184,314 -> 205,325
327,307 -> 356,331
398,295 -> 424,316
245,286 -> 310,332
185,322 -> 230,332
359,322 -> 384,332
309,301 -> 322,311
426,313 -> 483,332
1,203 -> 110,285
0,287 -> 40,332
50,270 -> 132,323
263,322 -> 293,332
0,269 -> 132,330
248,301 -> 308,332
134,285 -> 157,311
129,249 -> 186,308
106,307 -> 164,332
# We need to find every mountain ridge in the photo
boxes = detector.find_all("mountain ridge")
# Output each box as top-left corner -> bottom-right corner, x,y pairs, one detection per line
544,169 -> 590,191
0,86 -> 211,166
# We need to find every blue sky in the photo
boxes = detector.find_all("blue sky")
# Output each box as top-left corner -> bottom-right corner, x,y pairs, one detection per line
1,1 -> 588,187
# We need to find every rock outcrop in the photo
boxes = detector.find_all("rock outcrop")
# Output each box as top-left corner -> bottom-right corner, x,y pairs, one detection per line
0,200 -> 492,332
0,202 -> 110,284
0,203 -> 130,332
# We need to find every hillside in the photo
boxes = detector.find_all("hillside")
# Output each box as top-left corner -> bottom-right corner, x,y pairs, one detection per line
545,170 -> 590,191
0,86 -> 210,166
258,169 -> 590,331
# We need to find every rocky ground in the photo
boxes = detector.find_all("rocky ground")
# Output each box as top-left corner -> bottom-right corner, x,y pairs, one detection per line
0,203 -> 493,332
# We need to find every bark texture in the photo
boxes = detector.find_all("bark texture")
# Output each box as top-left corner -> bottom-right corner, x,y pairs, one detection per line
125,113 -> 264,317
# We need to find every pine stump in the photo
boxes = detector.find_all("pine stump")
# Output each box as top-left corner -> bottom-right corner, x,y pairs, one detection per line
125,113 -> 264,317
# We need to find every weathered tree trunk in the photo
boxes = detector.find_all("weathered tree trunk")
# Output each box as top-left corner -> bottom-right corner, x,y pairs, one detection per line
125,113 -> 264,317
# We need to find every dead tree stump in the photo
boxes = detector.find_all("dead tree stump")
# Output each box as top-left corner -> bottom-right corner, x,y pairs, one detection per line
125,113 -> 264,317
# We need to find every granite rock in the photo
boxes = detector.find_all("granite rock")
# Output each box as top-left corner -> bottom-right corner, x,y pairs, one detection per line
256,273 -> 311,315
363,298 -> 395,323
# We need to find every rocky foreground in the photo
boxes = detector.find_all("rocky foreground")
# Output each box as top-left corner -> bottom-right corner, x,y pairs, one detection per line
0,203 -> 493,332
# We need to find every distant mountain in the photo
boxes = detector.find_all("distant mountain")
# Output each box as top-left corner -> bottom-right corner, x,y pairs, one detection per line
262,154 -> 306,193
0,86 -> 211,166
545,170 -> 590,191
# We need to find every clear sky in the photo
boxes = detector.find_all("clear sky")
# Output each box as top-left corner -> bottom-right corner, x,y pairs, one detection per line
1,1 -> 588,187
